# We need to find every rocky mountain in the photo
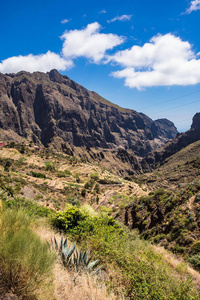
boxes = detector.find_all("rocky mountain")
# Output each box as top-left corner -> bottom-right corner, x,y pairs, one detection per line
141,113 -> 200,172
0,69 -> 177,158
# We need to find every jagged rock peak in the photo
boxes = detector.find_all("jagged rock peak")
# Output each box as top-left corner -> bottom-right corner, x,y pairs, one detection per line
48,69 -> 63,83
191,113 -> 200,129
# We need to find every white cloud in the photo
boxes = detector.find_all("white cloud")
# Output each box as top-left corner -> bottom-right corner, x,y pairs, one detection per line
0,51 -> 73,74
186,0 -> 200,14
0,22 -> 124,74
99,9 -> 106,14
61,22 -> 124,63
109,34 -> 200,90
2,23 -> 200,92
107,14 -> 132,23
61,19 -> 70,24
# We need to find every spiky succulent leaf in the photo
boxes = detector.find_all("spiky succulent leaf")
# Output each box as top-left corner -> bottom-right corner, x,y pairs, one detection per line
86,253 -> 93,266
65,243 -> 76,261
87,260 -> 100,271
59,236 -> 63,253
46,240 -> 51,249
54,236 -> 58,250
63,237 -> 68,248
91,265 -> 104,276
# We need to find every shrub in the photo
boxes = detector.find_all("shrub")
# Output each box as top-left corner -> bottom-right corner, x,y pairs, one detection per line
76,174 -> 80,183
190,241 -> 200,254
57,171 -> 67,178
45,162 -> 56,172
51,205 -> 86,231
90,173 -> 99,181
57,169 -> 71,177
84,181 -> 92,189
1,192 -> 55,218
187,254 -> 200,271
154,234 -> 166,243
98,178 -> 120,184
65,170 -> 71,176
29,171 -> 46,179
51,204 -> 121,242
81,188 -> 86,197
0,209 -> 55,298
154,188 -> 166,197
4,160 -> 12,172
67,196 -> 80,207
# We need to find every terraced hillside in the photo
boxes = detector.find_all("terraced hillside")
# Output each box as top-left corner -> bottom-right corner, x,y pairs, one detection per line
1,142 -> 200,300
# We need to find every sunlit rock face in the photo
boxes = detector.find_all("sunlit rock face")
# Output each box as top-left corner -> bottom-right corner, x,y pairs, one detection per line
0,69 -> 177,156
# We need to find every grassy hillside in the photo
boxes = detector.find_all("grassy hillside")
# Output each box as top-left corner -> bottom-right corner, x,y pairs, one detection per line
0,143 -> 147,211
118,140 -> 200,273
0,142 -> 200,299
1,202 -> 200,299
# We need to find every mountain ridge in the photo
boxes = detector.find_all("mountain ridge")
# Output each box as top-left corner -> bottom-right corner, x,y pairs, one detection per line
0,69 -> 177,158
142,112 -> 200,172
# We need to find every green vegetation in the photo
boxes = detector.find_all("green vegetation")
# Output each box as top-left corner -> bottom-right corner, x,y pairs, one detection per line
50,236 -> 103,274
98,177 -> 121,184
90,172 -> 99,180
29,170 -> 46,178
45,161 -> 56,172
52,204 -> 200,299
1,144 -> 200,298
57,169 -> 71,177
123,183 -> 200,272
0,209 -> 55,298
187,255 -> 200,271
0,188 -> 55,218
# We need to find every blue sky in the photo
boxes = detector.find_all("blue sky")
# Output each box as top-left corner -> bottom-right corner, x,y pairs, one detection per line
1,0 -> 200,132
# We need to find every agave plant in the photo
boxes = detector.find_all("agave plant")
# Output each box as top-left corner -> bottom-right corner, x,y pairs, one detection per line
73,248 -> 103,275
49,236 -> 103,275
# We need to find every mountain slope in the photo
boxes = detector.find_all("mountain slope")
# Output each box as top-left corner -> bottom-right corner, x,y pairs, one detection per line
0,69 -> 177,157
142,113 -> 200,172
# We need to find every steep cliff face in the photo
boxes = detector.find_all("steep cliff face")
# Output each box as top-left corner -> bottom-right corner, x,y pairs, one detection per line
142,113 -> 200,171
0,69 -> 177,157
191,113 -> 200,130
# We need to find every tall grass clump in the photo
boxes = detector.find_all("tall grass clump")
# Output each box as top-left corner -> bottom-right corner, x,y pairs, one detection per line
0,209 -> 55,298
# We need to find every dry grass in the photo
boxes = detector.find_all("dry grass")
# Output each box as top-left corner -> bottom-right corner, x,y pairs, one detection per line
53,263 -> 117,300
34,223 -> 118,300
153,245 -> 200,287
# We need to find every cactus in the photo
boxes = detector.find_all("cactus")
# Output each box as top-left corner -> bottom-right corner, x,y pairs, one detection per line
49,236 -> 103,275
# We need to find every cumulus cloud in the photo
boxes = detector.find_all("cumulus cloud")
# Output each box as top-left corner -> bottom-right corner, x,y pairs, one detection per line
0,51 -> 73,74
0,22 -> 124,74
107,14 -> 132,23
185,0 -> 200,14
61,19 -> 70,24
109,34 -> 200,90
61,22 -> 124,63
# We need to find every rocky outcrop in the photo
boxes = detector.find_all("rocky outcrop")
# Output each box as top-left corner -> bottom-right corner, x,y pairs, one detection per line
0,69 -> 177,157
191,113 -> 200,130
